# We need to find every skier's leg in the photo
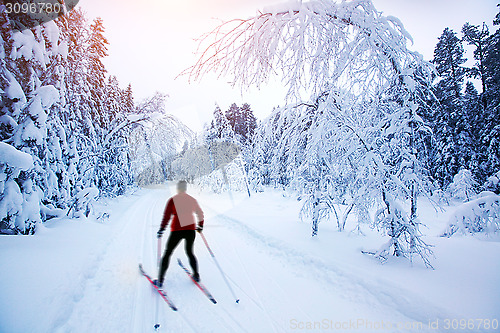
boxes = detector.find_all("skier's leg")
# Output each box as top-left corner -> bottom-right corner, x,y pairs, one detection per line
159,231 -> 182,283
184,230 -> 198,275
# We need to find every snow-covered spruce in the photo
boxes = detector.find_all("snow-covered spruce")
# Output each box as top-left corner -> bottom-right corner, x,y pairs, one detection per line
446,169 -> 478,202
0,142 -> 35,234
171,103 -> 256,195
185,0 -> 435,266
0,9 -> 177,233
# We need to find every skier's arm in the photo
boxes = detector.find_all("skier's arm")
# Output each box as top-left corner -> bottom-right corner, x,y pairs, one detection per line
159,199 -> 173,233
194,200 -> 204,232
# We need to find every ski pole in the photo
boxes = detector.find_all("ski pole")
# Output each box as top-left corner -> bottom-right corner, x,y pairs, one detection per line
199,231 -> 240,303
157,236 -> 162,268
154,236 -> 162,331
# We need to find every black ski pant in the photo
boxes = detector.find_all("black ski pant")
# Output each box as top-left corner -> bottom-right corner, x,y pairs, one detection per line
159,230 -> 198,283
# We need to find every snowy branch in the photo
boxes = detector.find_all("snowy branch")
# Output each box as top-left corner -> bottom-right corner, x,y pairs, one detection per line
182,0 -> 425,101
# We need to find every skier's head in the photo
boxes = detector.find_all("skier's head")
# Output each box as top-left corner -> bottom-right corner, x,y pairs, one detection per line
177,180 -> 188,193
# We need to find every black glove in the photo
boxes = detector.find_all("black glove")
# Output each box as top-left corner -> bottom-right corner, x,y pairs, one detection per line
196,226 -> 203,233
157,229 -> 164,238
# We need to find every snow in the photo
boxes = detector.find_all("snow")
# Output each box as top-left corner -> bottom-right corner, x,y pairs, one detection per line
385,15 -> 414,44
58,40 -> 68,59
76,187 -> 99,201
16,179 -> 41,231
28,97 -> 48,124
42,21 -> 60,55
262,0 -> 302,15
0,180 -> 23,222
36,85 -> 59,108
127,114 -> 145,122
443,194 -> 500,236
1,184 -> 498,332
10,28 -> 46,65
5,71 -> 26,105
0,142 -> 34,171
0,115 -> 17,128
485,171 -> 500,192
18,118 -> 44,145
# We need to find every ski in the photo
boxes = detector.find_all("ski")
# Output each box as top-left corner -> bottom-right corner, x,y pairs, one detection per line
177,259 -> 217,304
139,264 -> 178,311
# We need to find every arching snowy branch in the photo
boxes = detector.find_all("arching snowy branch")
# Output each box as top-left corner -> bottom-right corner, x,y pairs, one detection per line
183,0 -> 427,101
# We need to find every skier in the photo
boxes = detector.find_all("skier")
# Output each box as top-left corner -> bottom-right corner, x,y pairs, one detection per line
155,180 -> 204,288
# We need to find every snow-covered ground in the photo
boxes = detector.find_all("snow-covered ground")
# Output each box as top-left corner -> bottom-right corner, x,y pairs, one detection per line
1,184 -> 499,332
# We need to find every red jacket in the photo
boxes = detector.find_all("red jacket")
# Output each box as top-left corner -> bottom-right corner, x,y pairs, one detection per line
160,192 -> 204,231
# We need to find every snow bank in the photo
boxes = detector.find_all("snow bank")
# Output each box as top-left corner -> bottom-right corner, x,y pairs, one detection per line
0,217 -> 111,332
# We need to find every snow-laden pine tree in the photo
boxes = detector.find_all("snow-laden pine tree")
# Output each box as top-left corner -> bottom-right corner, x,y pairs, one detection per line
87,17 -> 108,128
239,103 -> 257,144
480,9 -> 500,183
485,6 -> 500,109
1,7 -> 188,233
447,169 -> 478,202
1,9 -> 71,233
429,28 -> 473,188
462,22 -> 489,110
185,0 -> 435,266
182,104 -> 248,193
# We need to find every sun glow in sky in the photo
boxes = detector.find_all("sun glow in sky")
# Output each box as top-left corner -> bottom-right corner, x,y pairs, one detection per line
80,0 -> 498,131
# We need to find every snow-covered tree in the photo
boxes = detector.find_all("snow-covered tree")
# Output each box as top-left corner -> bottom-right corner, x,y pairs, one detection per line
1,7 -> 191,233
0,8 -> 74,233
205,104 -> 235,143
201,103 -> 255,195
484,170 -> 500,194
0,142 -> 35,234
479,12 -> 500,183
239,103 -> 257,143
447,169 -> 478,202
123,83 -> 134,114
87,17 -> 108,127
129,92 -> 193,186
433,28 -> 467,100
484,6 -> 500,109
462,22 -> 489,109
442,192 -> 500,237
185,0 -> 435,266
429,28 -> 472,188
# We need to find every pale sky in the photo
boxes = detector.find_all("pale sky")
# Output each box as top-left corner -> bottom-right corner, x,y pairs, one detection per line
80,0 -> 498,131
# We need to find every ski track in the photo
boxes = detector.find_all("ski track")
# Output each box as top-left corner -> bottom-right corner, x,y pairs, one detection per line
54,191 -> 154,332
201,205 -> 481,333
226,226 -> 290,333
54,188 -> 248,332
47,188 -> 489,333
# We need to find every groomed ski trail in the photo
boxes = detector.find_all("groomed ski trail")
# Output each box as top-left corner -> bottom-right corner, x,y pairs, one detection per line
53,186 -> 472,332
54,187 -> 256,332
